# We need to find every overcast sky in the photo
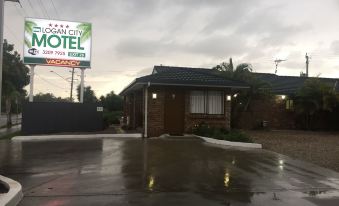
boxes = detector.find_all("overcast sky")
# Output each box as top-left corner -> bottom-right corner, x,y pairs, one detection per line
5,0 -> 339,98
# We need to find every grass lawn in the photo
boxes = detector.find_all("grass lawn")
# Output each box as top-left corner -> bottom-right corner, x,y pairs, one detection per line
248,130 -> 339,172
0,131 -> 21,140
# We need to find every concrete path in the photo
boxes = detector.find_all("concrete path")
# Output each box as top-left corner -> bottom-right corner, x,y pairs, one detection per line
1,138 -> 339,205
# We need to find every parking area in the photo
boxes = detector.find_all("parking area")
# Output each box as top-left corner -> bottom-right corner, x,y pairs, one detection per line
1,137 -> 339,205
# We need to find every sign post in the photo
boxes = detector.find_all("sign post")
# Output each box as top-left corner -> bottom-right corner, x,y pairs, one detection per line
29,65 -> 35,102
23,18 -> 92,102
80,68 -> 85,103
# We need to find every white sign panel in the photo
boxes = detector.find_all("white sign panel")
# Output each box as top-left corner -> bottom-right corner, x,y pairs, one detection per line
24,18 -> 91,68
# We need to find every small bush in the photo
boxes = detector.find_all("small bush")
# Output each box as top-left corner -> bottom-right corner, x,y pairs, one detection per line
103,111 -> 123,128
192,123 -> 252,143
223,130 -> 252,143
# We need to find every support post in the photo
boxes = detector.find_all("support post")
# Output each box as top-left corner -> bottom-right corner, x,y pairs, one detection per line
29,65 -> 35,102
70,68 -> 75,101
144,85 -> 148,137
80,68 -> 85,103
0,0 -> 4,115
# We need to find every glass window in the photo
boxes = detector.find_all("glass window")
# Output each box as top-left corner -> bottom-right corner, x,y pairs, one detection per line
190,91 -> 205,113
190,91 -> 224,114
286,99 -> 294,110
207,91 -> 224,114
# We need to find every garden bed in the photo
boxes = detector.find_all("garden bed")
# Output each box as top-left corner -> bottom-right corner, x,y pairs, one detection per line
192,124 -> 262,148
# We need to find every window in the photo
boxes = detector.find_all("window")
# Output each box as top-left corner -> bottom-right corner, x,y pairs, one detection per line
190,91 -> 224,114
190,91 -> 205,113
286,99 -> 294,110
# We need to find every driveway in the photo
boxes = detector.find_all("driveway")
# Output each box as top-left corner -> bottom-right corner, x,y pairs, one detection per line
1,137 -> 339,205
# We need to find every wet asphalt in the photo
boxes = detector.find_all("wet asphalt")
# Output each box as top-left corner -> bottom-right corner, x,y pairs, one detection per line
1,137 -> 339,206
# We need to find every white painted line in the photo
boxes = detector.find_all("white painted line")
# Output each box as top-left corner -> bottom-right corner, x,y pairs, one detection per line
194,135 -> 262,149
12,133 -> 142,141
0,175 -> 23,206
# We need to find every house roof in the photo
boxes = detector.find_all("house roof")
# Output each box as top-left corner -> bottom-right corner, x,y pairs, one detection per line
119,65 -> 339,96
254,73 -> 339,95
119,65 -> 249,95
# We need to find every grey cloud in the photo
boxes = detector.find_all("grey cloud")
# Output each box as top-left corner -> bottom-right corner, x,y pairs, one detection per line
330,41 -> 339,53
115,33 -> 249,60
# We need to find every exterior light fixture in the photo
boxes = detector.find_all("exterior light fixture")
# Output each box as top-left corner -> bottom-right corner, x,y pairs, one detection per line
152,93 -> 157,99
281,95 -> 286,100
224,171 -> 230,187
233,93 -> 238,98
227,95 -> 231,101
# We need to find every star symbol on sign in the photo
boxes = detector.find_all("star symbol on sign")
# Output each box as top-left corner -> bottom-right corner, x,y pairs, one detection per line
60,25 -> 63,28
66,25 -> 69,28
55,24 -> 58,27
49,23 -> 52,27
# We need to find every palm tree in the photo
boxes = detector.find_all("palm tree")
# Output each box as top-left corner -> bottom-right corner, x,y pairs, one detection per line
77,23 -> 92,43
24,20 -> 37,48
295,79 -> 338,129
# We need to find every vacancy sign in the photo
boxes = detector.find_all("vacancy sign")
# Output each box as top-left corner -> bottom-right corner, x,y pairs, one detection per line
24,18 -> 92,68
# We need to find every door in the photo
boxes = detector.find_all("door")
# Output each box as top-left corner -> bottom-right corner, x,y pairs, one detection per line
164,90 -> 185,135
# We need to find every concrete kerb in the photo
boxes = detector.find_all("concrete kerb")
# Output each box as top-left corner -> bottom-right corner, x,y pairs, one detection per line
194,135 -> 262,149
0,175 -> 23,206
12,133 -> 143,141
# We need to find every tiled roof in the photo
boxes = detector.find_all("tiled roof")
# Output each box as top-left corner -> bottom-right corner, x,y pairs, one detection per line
120,65 -> 249,95
120,65 -> 339,95
254,73 -> 339,95
135,65 -> 249,87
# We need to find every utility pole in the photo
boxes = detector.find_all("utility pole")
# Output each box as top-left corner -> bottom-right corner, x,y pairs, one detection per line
1,0 -> 21,116
0,0 -> 4,114
70,68 -> 75,101
305,53 -> 309,77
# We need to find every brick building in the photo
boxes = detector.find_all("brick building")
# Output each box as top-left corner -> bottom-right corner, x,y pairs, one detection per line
120,65 -> 249,137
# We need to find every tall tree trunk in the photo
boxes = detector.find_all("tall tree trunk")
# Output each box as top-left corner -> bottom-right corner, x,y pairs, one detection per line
6,97 -> 12,128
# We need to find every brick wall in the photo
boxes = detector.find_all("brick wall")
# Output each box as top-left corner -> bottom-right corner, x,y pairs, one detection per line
147,87 -> 165,137
234,99 -> 296,129
125,86 -> 232,137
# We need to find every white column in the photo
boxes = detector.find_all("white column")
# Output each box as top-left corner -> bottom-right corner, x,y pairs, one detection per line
29,65 -> 35,102
0,0 -> 4,115
144,86 -> 148,137
80,68 -> 85,103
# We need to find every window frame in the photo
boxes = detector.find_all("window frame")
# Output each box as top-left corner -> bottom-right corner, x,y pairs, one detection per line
189,90 -> 225,115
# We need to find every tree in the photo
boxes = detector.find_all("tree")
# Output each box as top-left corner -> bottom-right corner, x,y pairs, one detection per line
295,79 -> 338,129
34,92 -> 70,102
99,91 -> 123,127
99,91 -> 123,111
76,85 -> 97,103
213,58 -> 271,111
2,40 -> 30,127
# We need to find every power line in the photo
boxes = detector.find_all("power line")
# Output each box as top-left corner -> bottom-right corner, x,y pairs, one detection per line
27,0 -> 39,17
14,3 -> 24,17
35,73 -> 68,90
37,0 -> 50,18
50,0 -> 60,19
4,24 -> 21,43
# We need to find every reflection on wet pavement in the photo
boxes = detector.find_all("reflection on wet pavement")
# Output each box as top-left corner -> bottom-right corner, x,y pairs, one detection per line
1,138 -> 339,205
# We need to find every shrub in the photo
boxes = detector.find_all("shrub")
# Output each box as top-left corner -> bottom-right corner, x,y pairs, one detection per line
223,130 -> 252,143
192,123 -> 252,143
103,111 -> 123,128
